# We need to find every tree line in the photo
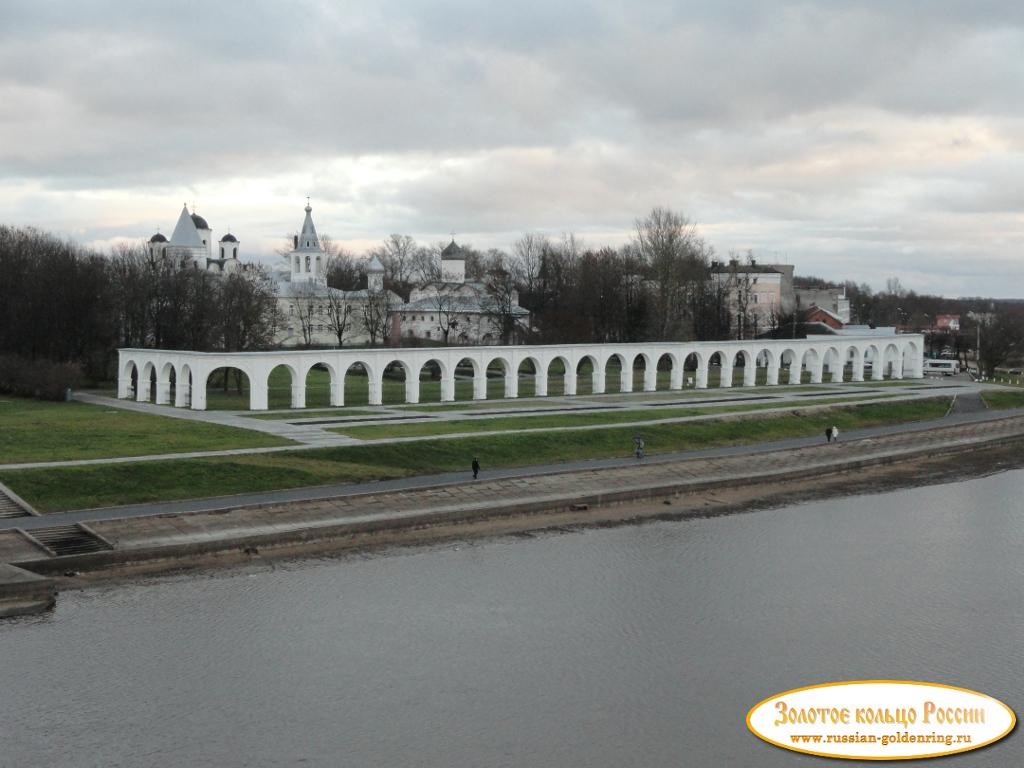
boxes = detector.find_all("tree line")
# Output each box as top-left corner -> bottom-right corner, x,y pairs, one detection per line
0,225 -> 278,385
3,206 -> 1023,389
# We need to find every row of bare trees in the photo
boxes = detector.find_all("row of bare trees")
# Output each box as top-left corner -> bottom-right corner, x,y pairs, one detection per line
0,225 -> 280,381
285,282 -> 393,347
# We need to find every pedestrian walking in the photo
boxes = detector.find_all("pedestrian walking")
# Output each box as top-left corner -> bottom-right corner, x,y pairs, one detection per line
634,436 -> 645,460
831,425 -> 839,443
825,426 -> 833,443
471,457 -> 480,480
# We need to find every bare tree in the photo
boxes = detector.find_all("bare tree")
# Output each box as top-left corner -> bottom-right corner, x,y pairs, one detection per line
324,289 -> 355,347
483,256 -> 525,344
634,207 -> 704,339
220,267 -> 280,352
411,245 -> 441,284
325,248 -> 362,290
288,282 -> 319,346
361,290 -> 392,346
430,291 -> 462,344
512,233 -> 550,296
728,251 -> 756,340
369,234 -> 418,289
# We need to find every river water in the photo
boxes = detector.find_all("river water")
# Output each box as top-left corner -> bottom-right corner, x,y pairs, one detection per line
1,471 -> 1021,767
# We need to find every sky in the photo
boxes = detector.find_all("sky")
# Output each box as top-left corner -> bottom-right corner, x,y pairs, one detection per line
1,0 -> 1022,297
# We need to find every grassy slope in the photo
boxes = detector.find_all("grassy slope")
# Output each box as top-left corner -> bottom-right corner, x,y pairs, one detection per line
0,398 -> 289,463
334,395 -> 892,439
979,389 -> 1024,409
0,399 -> 949,512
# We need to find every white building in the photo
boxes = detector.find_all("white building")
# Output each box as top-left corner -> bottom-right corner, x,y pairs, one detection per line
399,239 -> 530,344
710,258 -> 795,337
273,203 -> 400,347
143,203 -> 527,348
149,204 -> 244,274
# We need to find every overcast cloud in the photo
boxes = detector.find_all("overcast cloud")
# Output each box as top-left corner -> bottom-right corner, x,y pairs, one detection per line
1,0 -> 1022,296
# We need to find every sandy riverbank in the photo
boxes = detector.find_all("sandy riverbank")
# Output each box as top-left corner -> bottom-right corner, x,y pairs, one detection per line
55,437 -> 1024,590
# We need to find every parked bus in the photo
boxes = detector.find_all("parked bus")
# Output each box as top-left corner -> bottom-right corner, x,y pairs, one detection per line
923,358 -> 959,376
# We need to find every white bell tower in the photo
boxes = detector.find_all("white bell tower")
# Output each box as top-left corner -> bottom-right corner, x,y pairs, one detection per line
290,199 -> 325,285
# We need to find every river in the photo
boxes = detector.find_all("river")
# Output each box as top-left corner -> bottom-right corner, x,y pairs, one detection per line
1,470 -> 1021,766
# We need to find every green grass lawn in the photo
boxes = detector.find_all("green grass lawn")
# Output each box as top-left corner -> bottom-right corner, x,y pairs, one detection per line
334,394 -> 894,439
0,398 -> 949,512
0,398 -> 290,464
979,389 -> 1024,410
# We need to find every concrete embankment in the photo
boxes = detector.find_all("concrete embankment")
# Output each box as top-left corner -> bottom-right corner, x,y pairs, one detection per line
0,564 -> 56,617
3,412 -> 1024,615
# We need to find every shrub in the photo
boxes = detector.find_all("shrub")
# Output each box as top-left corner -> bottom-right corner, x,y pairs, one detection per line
0,354 -> 82,401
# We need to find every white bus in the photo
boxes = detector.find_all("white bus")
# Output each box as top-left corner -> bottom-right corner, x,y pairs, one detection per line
923,358 -> 959,376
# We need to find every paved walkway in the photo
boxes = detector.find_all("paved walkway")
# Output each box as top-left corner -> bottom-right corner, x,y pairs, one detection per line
3,404 -> 1021,535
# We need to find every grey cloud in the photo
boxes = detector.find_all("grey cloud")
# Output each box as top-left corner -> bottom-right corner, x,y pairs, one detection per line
2,0 -> 1024,295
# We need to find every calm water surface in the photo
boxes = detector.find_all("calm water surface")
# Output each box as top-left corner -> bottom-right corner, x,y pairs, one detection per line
1,471 -> 1022,767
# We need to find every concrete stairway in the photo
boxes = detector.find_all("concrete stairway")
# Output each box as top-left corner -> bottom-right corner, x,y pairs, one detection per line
0,487 -> 30,519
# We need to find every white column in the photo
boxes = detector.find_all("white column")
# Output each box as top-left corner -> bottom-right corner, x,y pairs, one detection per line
290,382 -> 306,409
852,355 -> 864,382
564,370 -> 577,396
643,363 -> 657,392
190,381 -> 207,410
535,366 -> 548,397
174,378 -> 191,408
441,372 -> 456,402
330,372 -> 344,406
720,362 -> 733,388
619,364 -> 632,393
696,361 -> 708,389
473,368 -> 487,400
405,372 -> 420,404
669,361 -> 683,390
368,376 -> 383,405
767,363 -> 779,386
156,382 -> 171,405
789,363 -> 801,385
505,369 -> 518,399
250,376 -> 269,410
810,360 -> 824,384
593,363 -> 606,394
743,361 -> 756,387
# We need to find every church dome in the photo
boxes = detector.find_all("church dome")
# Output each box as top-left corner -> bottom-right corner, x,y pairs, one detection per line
441,239 -> 463,260
149,232 -> 167,243
190,213 -> 210,230
220,233 -> 237,243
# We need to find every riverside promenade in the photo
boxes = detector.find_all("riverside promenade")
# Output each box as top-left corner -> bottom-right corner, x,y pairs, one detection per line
2,399 -> 1023,611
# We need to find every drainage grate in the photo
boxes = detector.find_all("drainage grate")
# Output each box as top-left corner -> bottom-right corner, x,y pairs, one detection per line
27,525 -> 112,556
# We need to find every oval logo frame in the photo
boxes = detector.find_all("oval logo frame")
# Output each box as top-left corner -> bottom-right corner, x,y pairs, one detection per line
747,680 -> 1015,760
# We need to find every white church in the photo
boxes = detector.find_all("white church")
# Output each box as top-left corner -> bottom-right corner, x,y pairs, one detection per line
148,204 -> 244,274
146,201 -> 528,347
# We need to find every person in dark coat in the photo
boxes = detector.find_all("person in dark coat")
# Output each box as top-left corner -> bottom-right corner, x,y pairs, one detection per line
472,457 -> 480,479
825,426 -> 833,443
